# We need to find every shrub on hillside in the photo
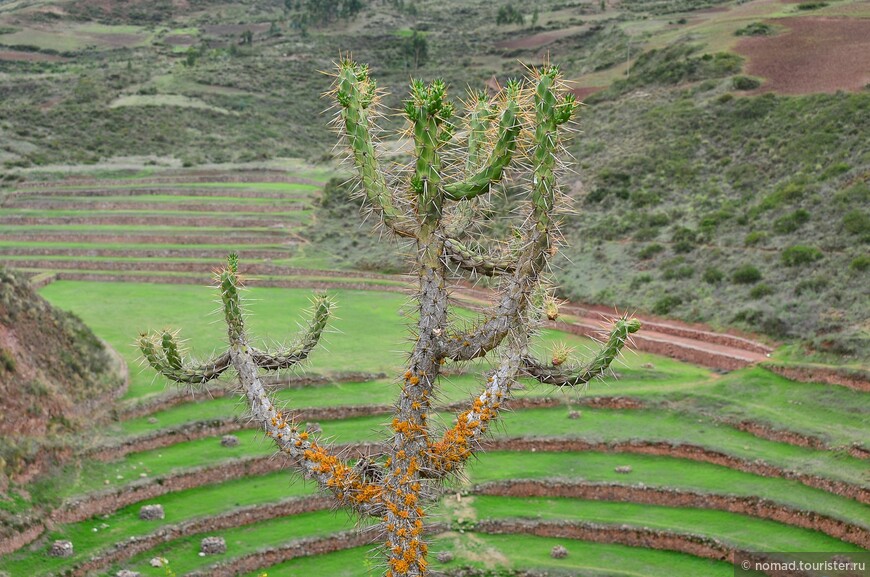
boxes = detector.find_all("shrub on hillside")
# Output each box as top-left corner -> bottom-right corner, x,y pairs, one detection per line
842,210 -> 868,237
749,283 -> 774,299
732,264 -> 762,284
702,267 -> 724,284
734,22 -> 773,36
653,295 -> 682,315
781,245 -> 823,266
772,209 -> 810,234
850,255 -> 870,272
630,274 -> 653,289
638,243 -> 665,259
744,231 -> 767,246
732,76 -> 761,91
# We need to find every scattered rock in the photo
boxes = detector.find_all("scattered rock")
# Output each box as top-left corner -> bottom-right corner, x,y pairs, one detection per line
551,544 -> 569,559
615,465 -> 633,474
220,435 -> 239,447
149,557 -> 167,568
116,570 -> 141,577
200,536 -> 226,555
305,422 -> 322,434
436,551 -> 454,563
567,410 -> 581,419
147,417 -> 158,424
139,504 -> 164,520
49,540 -> 73,558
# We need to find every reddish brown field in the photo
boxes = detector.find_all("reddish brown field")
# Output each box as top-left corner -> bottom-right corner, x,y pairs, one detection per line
735,17 -> 870,94
570,85 -> 606,101
495,25 -> 587,50
0,50 -> 67,62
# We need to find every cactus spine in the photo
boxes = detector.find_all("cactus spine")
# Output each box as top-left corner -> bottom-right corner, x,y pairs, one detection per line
140,62 -> 640,577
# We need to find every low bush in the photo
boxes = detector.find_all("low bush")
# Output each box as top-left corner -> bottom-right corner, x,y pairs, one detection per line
629,274 -> 653,289
734,22 -> 773,36
653,295 -> 682,315
638,243 -> 665,259
702,267 -> 724,284
732,76 -> 761,90
772,209 -> 810,234
744,231 -> 767,246
849,255 -> 870,272
732,264 -> 762,284
781,245 -> 823,266
797,1 -> 828,10
749,283 -> 774,299
842,210 -> 868,236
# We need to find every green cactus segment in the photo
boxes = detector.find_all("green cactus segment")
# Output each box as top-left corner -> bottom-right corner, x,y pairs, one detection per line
252,295 -> 333,369
531,68 -> 577,232
219,261 -> 246,344
443,236 -> 516,275
523,316 -> 641,387
161,331 -> 182,370
444,83 -> 522,201
335,61 -> 404,232
138,334 -> 230,384
406,78 -> 454,226
465,91 -> 497,172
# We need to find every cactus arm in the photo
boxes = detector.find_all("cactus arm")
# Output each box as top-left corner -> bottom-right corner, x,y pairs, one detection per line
442,83 -> 522,201
425,332 -> 528,478
406,78 -> 453,229
465,90 -> 497,172
217,258 -> 385,516
334,60 -> 415,238
138,335 -> 231,384
521,317 -> 641,386
444,69 -> 577,362
251,295 -> 331,369
443,237 -> 516,275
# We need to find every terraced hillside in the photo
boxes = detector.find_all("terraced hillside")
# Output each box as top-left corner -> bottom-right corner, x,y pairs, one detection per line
0,280 -> 866,576
0,170 -> 326,282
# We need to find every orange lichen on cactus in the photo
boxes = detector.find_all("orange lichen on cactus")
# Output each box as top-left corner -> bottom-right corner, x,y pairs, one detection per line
426,398 -> 500,472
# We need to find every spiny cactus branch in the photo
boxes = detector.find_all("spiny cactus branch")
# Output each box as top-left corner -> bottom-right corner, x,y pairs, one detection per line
333,60 -> 416,238
522,316 -> 642,386
139,257 -> 389,515
442,237 -> 516,276
442,82 -> 521,201
138,336 -> 231,384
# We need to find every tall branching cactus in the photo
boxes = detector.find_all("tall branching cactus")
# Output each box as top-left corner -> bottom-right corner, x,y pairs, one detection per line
139,61 -> 640,577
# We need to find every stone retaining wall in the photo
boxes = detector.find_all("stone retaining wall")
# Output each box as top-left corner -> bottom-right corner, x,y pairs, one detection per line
7,187 -> 311,199
5,246 -> 292,260
763,363 -> 870,393
0,215 -> 287,227
3,200 -> 307,213
63,495 -> 332,577
485,437 -> 870,504
473,520 -> 806,577
16,173 -> 324,188
475,479 -> 870,548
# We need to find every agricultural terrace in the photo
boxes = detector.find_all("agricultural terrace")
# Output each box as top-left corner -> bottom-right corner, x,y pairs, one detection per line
0,275 -> 865,576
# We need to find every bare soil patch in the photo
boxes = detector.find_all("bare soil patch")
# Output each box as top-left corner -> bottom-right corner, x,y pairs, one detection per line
164,34 -> 196,46
495,25 -> 587,50
570,85 -> 606,101
735,17 -> 870,94
0,50 -> 67,62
